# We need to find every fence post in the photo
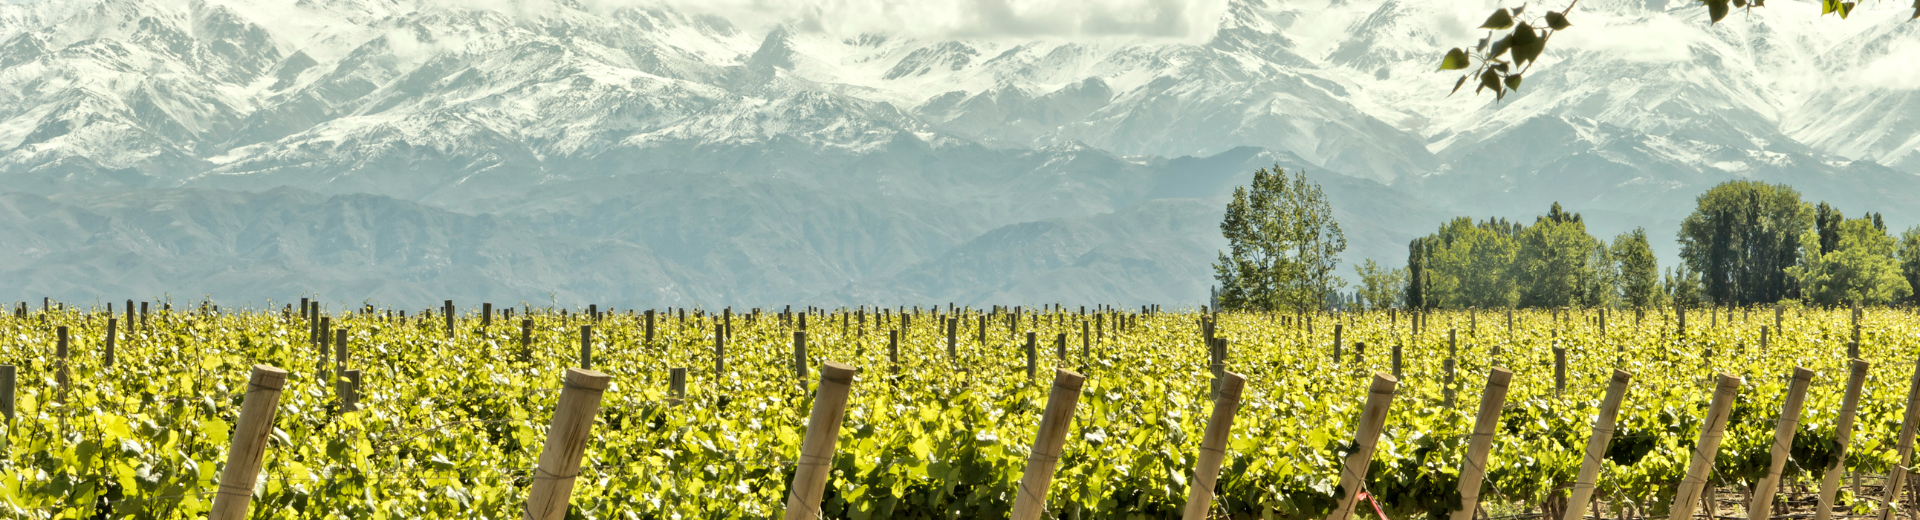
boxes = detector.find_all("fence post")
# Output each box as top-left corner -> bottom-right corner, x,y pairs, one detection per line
578,325 -> 592,369
1750,367 -> 1814,520
1009,369 -> 1087,520
947,318 -> 957,359
645,309 -> 655,344
1026,332 -> 1037,381
208,365 -> 290,520
55,326 -> 68,403
668,368 -> 686,404
1334,324 -> 1343,360
0,365 -> 12,425
1816,359 -> 1871,520
482,303 -> 492,329
1879,355 -> 1920,520
333,329 -> 348,389
888,330 -> 899,373
1553,347 -> 1567,396
1451,367 -> 1514,520
444,300 -> 454,337
782,361 -> 858,519
337,369 -> 361,412
1182,371 -> 1247,520
521,319 -> 534,362
1327,373 -> 1400,520
524,368 -> 612,520
104,318 -> 116,368
715,324 -> 726,376
1667,373 -> 1742,520
1563,369 -> 1634,520
794,331 -> 808,392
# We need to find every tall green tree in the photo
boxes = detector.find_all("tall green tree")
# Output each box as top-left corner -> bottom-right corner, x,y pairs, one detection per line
1406,237 -> 1430,309
1788,218 -> 1912,306
1515,203 -> 1600,308
1677,181 -> 1812,306
1423,217 -> 1520,309
1215,166 -> 1347,312
1665,264 -> 1705,308
1816,202 -> 1843,254
1354,259 -> 1407,310
1901,228 -> 1920,305
1610,228 -> 1662,308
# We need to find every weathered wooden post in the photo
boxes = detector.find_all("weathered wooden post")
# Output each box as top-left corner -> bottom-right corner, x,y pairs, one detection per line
1879,355 -> 1920,520
1562,369 -> 1632,520
1025,331 -> 1038,381
208,365 -> 289,520
0,365 -> 13,425
947,318 -> 957,359
1815,359 -> 1870,520
714,323 -> 726,375
1008,369 -> 1087,520
55,326 -> 68,403
1749,367 -> 1814,520
781,361 -> 857,519
1328,373 -> 1400,520
794,331 -> 809,392
1182,371 -> 1246,520
888,330 -> 899,373
1451,367 -> 1513,520
668,368 -> 687,405
103,318 -> 117,368
578,325 -> 592,369
1668,373 -> 1742,520
443,300 -> 455,337
645,309 -> 656,344
1553,347 -> 1567,396
332,329 -> 348,389
337,369 -> 361,412
520,319 -> 534,362
524,368 -> 612,520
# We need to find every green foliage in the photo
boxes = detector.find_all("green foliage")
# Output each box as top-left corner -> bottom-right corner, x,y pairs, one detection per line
2,304 -> 1916,518
1611,228 -> 1663,309
1440,3 -> 1577,100
1355,259 -> 1409,310
1422,217 -> 1522,309
1677,181 -> 1812,306
1900,227 -> 1920,304
1515,204 -> 1602,308
1787,218 -> 1913,306
1405,205 -> 1617,310
1665,264 -> 1706,308
1215,166 -> 1348,312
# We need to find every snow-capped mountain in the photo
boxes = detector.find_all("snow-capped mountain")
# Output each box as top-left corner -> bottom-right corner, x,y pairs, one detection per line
0,0 -> 1913,307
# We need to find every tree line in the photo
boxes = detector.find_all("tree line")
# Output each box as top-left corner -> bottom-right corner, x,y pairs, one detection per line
1216,171 -> 1920,311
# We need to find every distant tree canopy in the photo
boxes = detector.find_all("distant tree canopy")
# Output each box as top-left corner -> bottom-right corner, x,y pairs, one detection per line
1677,181 -> 1810,306
1438,1 -> 1918,100
1402,203 -> 1648,310
1214,166 -> 1346,312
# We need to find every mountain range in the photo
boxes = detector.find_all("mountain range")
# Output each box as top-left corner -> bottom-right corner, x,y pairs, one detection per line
0,0 -> 1914,308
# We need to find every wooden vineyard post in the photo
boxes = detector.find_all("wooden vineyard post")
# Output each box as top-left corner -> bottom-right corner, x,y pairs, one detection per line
482,302 -> 492,329
1880,355 -> 1920,520
794,331 -> 808,392
1008,369 -> 1087,520
55,326 -> 67,403
1081,320 -> 1090,359
578,325 -> 593,370
645,309 -> 656,344
333,329 -> 348,391
888,330 -> 899,373
104,318 -> 116,368
520,319 -> 534,362
1026,332 -> 1037,381
1450,367 -> 1513,520
1562,369 -> 1632,520
668,368 -> 686,404
1761,326 -> 1770,353
1334,324 -> 1343,361
1677,305 -> 1686,335
1182,371 -> 1247,520
444,300 -> 454,337
1816,360 -> 1871,520
1750,367 -> 1814,520
1392,343 -> 1403,379
1553,347 -> 1566,396
947,318 -> 957,359
714,324 -> 726,375
1667,373 -> 1742,520
524,368 -> 612,520
1327,373 -> 1400,520
1055,333 -> 1067,362
0,365 -> 12,425
781,361 -> 858,519
337,369 -> 361,412
208,365 -> 290,520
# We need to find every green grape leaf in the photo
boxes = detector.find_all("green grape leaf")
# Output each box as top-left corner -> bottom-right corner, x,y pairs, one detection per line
1451,74 -> 1470,96
1708,0 -> 1731,23
1505,73 -> 1524,91
1439,48 -> 1472,71
1481,8 -> 1515,30
1547,11 -> 1572,30
1838,1 -> 1855,18
1510,23 -> 1544,65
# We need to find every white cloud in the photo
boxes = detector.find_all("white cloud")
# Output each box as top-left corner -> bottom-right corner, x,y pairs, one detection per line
1856,38 -> 1920,90
589,0 -> 1231,42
